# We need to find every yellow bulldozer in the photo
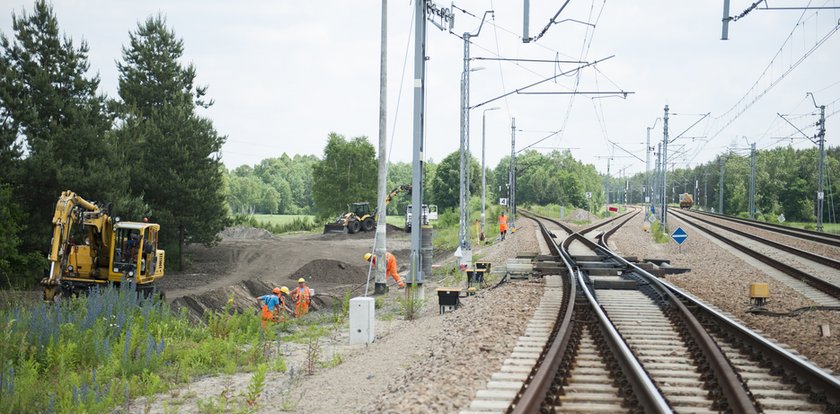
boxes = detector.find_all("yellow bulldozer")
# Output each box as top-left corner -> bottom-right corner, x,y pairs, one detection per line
41,190 -> 165,300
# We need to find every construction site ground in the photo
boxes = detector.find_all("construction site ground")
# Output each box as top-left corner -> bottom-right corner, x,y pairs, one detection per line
133,218 -> 544,413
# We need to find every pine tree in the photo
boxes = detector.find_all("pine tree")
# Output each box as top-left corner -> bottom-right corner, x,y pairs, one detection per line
116,15 -> 228,270
0,1 -> 129,258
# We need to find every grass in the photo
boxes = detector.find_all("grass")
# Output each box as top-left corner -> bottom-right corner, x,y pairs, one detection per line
233,214 -> 319,234
0,285 -> 285,414
651,220 -> 670,244
249,214 -> 315,226
431,198 -> 504,253
781,221 -> 840,234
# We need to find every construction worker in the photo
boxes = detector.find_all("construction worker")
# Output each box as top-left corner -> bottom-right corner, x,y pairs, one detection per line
292,278 -> 312,318
364,252 -> 406,289
257,287 -> 289,328
499,212 -> 508,241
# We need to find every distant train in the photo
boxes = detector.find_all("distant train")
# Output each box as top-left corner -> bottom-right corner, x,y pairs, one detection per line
679,193 -> 693,209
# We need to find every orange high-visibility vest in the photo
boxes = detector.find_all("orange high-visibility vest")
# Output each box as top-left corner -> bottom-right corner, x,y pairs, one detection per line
295,286 -> 311,303
499,215 -> 508,231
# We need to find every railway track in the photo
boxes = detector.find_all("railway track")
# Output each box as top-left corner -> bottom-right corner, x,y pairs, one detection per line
670,209 -> 840,305
463,209 -> 840,413
689,209 -> 840,249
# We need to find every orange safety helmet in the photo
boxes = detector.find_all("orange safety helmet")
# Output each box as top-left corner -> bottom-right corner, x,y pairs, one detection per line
273,287 -> 281,294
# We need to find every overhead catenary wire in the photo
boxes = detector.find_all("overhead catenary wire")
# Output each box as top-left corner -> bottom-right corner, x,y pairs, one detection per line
705,2 -> 840,150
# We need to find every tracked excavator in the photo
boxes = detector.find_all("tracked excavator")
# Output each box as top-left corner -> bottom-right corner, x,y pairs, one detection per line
323,185 -> 413,234
41,190 -> 165,300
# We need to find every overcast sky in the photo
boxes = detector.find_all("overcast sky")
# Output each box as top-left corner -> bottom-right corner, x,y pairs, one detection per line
1,1 -> 838,176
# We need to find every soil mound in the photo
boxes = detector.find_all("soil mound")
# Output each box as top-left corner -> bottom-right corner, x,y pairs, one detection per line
170,278 -> 336,320
219,226 -> 273,241
291,259 -> 369,285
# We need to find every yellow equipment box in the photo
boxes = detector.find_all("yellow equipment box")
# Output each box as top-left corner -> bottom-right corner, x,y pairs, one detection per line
749,283 -> 769,298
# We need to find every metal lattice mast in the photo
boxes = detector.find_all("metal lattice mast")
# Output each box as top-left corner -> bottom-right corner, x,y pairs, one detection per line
719,157 -> 725,214
662,106 -> 669,223
458,33 -> 471,260
817,103 -> 826,232
510,117 -> 517,229
749,142 -> 756,219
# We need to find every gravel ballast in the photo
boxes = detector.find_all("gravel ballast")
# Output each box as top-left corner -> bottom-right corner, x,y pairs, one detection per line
368,281 -> 544,413
682,210 -> 840,260
611,211 -> 840,374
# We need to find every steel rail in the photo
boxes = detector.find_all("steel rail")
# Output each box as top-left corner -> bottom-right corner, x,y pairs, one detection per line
571,232 -> 758,413
596,208 -> 640,247
600,210 -> 840,410
679,209 -> 840,269
579,209 -> 633,235
573,267 -> 671,413
508,213 -> 576,414
662,277 -> 840,410
671,209 -> 840,299
691,209 -> 840,247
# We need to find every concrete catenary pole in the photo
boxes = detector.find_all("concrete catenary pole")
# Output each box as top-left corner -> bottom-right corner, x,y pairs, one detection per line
458,33 -> 472,265
481,107 -> 500,242
509,117 -> 516,230
372,0 -> 388,295
522,0 -> 530,42
409,0 -> 426,288
749,142 -> 756,219
817,104 -> 826,232
662,105 -> 670,226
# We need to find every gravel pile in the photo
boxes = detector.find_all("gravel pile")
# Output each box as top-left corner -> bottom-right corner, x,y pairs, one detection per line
368,281 -> 544,413
611,212 -> 840,374
685,212 -> 840,260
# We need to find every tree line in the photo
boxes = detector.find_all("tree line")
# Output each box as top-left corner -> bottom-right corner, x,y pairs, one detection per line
608,145 -> 840,223
0,2 -> 227,285
230,133 -> 606,221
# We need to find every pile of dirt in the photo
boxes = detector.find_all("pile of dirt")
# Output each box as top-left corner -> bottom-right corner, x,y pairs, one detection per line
170,278 -> 337,320
218,226 -> 273,240
291,259 -> 369,285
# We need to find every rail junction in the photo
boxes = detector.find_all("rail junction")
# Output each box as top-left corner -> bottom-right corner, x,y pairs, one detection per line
462,208 -> 840,414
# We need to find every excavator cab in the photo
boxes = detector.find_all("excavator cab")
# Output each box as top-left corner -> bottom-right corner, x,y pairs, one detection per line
110,222 -> 164,283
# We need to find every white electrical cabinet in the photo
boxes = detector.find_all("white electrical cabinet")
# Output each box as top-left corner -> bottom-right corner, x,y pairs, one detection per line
349,297 -> 375,344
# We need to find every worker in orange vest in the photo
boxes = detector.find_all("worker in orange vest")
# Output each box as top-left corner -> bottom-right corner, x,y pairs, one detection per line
257,286 -> 289,328
499,212 -> 508,241
364,252 -> 406,288
292,278 -> 312,318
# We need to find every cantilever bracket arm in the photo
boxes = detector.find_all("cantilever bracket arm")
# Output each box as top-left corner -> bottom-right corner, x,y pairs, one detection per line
469,55 -> 616,109
778,113 -> 816,144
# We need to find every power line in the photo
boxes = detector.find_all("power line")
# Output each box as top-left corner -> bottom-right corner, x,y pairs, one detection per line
708,6 -> 840,144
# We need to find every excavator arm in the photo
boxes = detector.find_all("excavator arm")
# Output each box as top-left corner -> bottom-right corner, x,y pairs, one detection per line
42,191 -> 103,297
375,185 -> 412,220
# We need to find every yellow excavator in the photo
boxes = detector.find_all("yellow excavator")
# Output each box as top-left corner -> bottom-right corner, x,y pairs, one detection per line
323,185 -> 412,234
41,190 -> 165,300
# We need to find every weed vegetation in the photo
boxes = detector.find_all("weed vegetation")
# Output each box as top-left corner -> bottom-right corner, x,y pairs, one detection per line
0,284 -> 286,414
